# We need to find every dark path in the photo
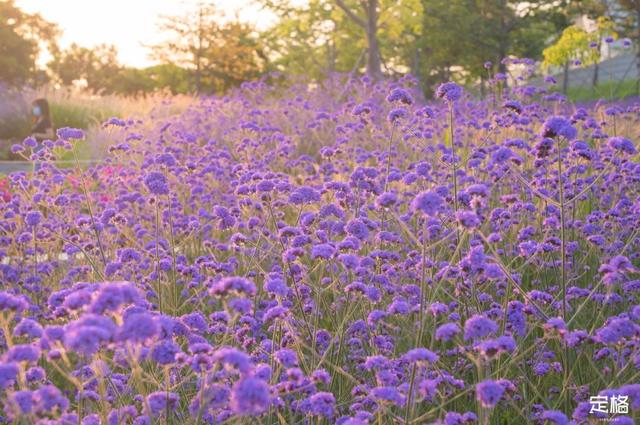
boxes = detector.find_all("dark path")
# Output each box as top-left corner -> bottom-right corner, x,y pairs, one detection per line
0,161 -> 33,174
0,160 -> 105,176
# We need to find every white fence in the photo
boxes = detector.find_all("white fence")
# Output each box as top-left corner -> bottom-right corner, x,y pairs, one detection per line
560,53 -> 638,88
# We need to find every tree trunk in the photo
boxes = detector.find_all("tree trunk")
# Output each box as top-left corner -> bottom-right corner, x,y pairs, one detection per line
365,0 -> 383,79
562,61 -> 569,95
497,53 -> 507,74
592,40 -> 600,92
636,10 -> 640,95
497,39 -> 508,88
411,47 -> 420,79
636,48 -> 640,95
497,1 -> 509,84
327,41 -> 336,74
195,58 -> 201,95
334,0 -> 382,79
195,4 -> 203,94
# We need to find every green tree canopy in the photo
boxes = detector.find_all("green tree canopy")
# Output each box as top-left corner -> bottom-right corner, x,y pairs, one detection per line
49,43 -> 193,96
49,43 -> 121,92
542,25 -> 598,69
150,3 -> 265,94
419,0 -> 571,89
261,0 -> 570,91
0,0 -> 58,86
260,0 -> 422,80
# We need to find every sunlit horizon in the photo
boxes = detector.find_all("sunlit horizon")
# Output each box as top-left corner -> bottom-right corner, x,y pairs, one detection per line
17,0 -> 274,68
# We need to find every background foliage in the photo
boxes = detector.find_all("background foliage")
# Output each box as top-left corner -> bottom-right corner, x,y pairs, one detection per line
3,0 -> 640,96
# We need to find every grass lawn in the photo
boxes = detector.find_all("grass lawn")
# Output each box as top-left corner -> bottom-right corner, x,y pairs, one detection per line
564,79 -> 640,103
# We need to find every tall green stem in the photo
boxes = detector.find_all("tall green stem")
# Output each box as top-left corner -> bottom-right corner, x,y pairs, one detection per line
155,200 -> 162,313
449,104 -> 460,248
417,221 -> 428,347
74,147 -> 108,268
383,126 -> 395,194
404,363 -> 418,424
557,145 -> 567,323
556,140 -> 570,414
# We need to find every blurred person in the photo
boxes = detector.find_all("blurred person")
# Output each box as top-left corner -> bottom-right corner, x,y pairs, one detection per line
31,98 -> 54,141
30,98 -> 54,173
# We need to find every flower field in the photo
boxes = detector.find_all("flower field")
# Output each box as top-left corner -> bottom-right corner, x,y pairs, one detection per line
1,70 -> 639,424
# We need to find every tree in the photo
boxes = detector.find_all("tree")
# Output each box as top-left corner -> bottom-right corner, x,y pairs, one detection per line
542,25 -> 598,93
0,0 -> 58,85
201,21 -> 265,92
143,64 -> 191,94
150,2 -> 264,94
49,42 -> 195,95
418,0 -> 570,90
108,68 -> 156,95
49,43 -> 122,93
260,0 -> 421,80
420,0 -> 475,85
334,0 -> 383,79
151,2 -> 218,94
260,0 -> 364,79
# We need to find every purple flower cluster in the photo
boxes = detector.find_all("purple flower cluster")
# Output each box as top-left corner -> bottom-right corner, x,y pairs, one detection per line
436,82 -> 463,103
0,70 -> 638,423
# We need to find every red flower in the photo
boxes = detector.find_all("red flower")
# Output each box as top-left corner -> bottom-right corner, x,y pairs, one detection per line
0,178 -> 11,202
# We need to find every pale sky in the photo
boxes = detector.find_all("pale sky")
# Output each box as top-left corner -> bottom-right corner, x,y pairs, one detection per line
17,0 -> 275,68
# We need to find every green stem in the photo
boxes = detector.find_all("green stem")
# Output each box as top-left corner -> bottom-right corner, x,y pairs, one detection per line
449,104 -> 461,249
155,200 -> 162,313
73,146 -> 108,268
383,126 -> 395,194
404,363 -> 418,424
557,144 -> 567,323
556,140 -> 571,414
416,221 -> 428,346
